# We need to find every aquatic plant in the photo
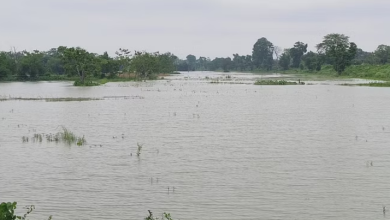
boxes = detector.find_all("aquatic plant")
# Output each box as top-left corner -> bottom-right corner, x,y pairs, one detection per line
33,134 -> 43,142
254,80 -> 303,85
137,142 -> 143,156
25,127 -> 86,146
340,81 -> 390,87
76,136 -> 86,146
22,136 -> 29,143
145,210 -> 174,220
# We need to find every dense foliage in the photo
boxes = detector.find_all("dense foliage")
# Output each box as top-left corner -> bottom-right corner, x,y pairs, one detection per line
0,47 -> 178,83
1,33 -> 389,81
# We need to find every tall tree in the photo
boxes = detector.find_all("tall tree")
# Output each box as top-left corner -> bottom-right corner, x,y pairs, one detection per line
302,51 -> 322,71
279,51 -> 291,70
374,44 -> 390,64
18,50 -> 45,79
352,48 -> 372,65
252,37 -> 274,70
0,52 -> 15,79
59,47 -> 97,83
115,48 -> 132,73
316,33 -> 357,74
186,54 -> 196,71
131,51 -> 159,80
289,42 -> 308,68
157,52 -> 177,74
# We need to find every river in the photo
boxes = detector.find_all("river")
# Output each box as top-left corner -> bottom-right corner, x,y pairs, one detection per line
1,71 -> 390,220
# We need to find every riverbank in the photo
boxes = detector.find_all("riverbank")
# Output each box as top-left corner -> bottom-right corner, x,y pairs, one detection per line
0,73 -> 176,86
259,64 -> 390,81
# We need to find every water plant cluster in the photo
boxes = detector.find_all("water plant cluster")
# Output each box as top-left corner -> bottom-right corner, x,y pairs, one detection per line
254,80 -> 304,85
340,82 -> 390,87
21,126 -> 86,146
0,95 -> 145,102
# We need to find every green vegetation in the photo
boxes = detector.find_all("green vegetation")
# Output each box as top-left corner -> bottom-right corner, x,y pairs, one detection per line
1,202 -> 171,220
254,80 -> 304,85
137,143 -> 143,157
0,202 -> 51,220
171,33 -> 390,81
279,64 -> 390,80
0,96 -> 101,102
21,127 -> 86,146
340,82 -> 390,87
0,47 -> 179,85
2,33 -> 390,82
145,210 -> 175,220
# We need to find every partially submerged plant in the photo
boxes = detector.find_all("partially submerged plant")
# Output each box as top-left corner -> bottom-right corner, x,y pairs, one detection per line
23,126 -> 86,146
22,136 -> 29,143
33,134 -> 43,142
145,210 -> 175,220
137,143 -> 143,156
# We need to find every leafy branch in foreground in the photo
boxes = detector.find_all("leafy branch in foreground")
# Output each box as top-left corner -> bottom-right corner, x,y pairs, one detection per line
0,202 -> 52,220
145,210 -> 174,220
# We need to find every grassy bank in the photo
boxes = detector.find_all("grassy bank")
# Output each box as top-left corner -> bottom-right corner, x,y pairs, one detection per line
274,64 -> 390,80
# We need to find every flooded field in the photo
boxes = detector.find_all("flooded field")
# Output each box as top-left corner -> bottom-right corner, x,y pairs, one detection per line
1,71 -> 390,220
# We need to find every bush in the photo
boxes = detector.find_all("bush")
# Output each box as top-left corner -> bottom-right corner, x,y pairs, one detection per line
73,80 -> 100,86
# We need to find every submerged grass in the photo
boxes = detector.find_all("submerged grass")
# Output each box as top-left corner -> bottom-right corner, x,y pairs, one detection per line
254,80 -> 304,85
340,81 -> 390,87
0,96 -> 102,102
24,126 -> 87,146
0,96 -> 143,102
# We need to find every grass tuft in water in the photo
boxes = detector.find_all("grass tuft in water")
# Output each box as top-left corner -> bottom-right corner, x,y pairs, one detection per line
254,80 -> 304,85
137,142 -> 143,156
24,127 -> 87,146
340,81 -> 390,87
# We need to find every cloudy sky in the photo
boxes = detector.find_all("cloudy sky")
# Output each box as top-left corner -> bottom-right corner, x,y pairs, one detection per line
0,0 -> 389,59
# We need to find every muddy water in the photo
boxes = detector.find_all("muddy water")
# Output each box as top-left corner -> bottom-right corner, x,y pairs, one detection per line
1,72 -> 390,220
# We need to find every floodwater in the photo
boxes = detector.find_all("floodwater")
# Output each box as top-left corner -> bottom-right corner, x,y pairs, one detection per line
1,71 -> 390,220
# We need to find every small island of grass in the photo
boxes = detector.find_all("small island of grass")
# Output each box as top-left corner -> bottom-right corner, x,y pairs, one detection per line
340,81 -> 390,87
254,80 -> 305,85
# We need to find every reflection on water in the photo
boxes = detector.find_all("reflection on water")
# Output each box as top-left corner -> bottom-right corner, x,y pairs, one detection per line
1,72 -> 390,220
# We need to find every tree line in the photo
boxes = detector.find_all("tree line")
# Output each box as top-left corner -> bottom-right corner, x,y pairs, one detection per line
1,33 -> 389,82
0,47 -> 178,83
177,33 -> 390,75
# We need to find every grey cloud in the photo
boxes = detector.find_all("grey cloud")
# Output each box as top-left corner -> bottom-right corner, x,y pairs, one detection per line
0,0 -> 389,58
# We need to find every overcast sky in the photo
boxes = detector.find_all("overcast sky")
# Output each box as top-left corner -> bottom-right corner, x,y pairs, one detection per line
0,0 -> 389,59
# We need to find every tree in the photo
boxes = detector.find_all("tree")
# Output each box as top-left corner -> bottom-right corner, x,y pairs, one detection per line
115,48 -> 132,73
0,52 -> 14,80
99,51 -> 120,78
18,50 -> 45,79
59,47 -> 97,83
186,54 -> 196,71
316,33 -> 357,74
221,57 -> 232,72
302,51 -> 322,71
374,44 -> 390,64
131,51 -> 159,80
196,56 -> 208,71
252,37 -> 274,70
279,51 -> 291,70
353,48 -> 372,65
289,42 -> 307,68
43,48 -> 65,75
157,52 -> 177,74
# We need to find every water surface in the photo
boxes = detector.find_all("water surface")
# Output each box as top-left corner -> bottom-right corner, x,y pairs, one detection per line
1,72 -> 390,220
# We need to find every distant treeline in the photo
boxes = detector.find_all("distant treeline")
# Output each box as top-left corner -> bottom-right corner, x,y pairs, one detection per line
177,33 -> 390,76
1,33 -> 389,82
0,48 -> 178,83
